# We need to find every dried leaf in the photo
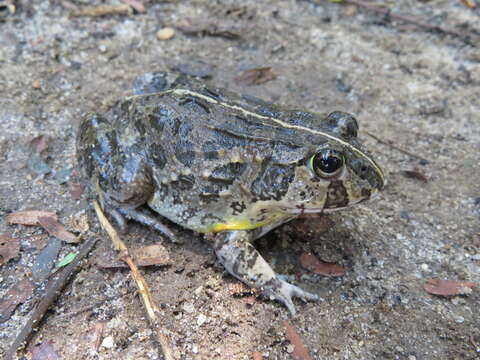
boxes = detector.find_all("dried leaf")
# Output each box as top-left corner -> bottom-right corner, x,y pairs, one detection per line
252,351 -> 263,360
69,180 -> 85,200
121,0 -> 145,13
300,253 -> 345,277
424,279 -> 477,296
30,135 -> 50,154
284,321 -> 314,360
0,234 -> 20,266
132,244 -> 170,266
72,4 -> 132,17
30,340 -> 60,360
245,295 -> 257,307
38,216 -> 79,243
7,210 -> 58,226
235,67 -> 276,85
402,169 -> 428,183
0,279 -> 35,323
96,244 -> 170,268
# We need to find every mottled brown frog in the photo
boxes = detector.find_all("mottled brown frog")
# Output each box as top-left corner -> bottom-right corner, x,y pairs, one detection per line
77,73 -> 385,314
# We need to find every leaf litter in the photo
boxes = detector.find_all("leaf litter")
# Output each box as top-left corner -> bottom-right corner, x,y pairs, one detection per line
0,234 -> 20,266
300,253 -> 345,277
0,279 -> 34,323
424,279 -> 477,296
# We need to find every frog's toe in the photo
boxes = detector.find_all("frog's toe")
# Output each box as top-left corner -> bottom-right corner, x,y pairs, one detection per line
264,278 -> 319,315
118,207 -> 181,243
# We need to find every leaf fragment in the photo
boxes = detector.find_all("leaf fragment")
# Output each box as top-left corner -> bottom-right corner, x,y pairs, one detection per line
0,279 -> 34,323
7,211 -> 58,226
0,234 -> 20,266
38,216 -> 79,243
284,321 -> 314,360
235,67 -> 276,85
424,279 -> 477,296
402,169 -> 428,183
300,253 -> 345,277
96,244 -> 170,268
29,135 -> 50,154
132,244 -> 171,266
252,351 -> 263,360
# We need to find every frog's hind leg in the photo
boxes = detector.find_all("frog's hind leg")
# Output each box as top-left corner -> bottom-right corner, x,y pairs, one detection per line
214,231 -> 319,315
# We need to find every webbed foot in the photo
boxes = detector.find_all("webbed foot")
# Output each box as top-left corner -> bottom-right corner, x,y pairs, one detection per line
263,277 -> 319,315
214,230 -> 319,315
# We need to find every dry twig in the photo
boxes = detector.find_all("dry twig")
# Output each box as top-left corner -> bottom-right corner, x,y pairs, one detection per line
364,130 -> 429,163
93,201 -> 175,360
6,237 -> 99,360
306,0 -> 475,46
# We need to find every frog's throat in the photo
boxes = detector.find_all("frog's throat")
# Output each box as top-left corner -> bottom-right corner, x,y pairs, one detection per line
127,89 -> 385,182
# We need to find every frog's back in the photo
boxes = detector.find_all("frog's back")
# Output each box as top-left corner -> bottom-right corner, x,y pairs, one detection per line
77,78 -> 368,233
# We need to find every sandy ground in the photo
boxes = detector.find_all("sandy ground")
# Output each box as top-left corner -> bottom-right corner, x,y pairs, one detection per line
1,0 -> 479,359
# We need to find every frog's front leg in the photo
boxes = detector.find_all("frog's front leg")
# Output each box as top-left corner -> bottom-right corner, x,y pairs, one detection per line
213,230 -> 319,315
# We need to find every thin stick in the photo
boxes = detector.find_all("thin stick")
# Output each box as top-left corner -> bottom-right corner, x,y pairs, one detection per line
6,236 -> 99,360
93,201 -> 175,360
364,130 -> 428,163
306,0 -> 475,46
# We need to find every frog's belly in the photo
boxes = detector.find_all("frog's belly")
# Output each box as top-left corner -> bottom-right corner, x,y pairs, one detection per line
147,190 -> 288,234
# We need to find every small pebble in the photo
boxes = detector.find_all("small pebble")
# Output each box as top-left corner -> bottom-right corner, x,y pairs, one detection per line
157,27 -> 175,40
183,302 -> 195,314
286,344 -> 295,353
197,314 -> 207,326
101,336 -> 114,349
194,285 -> 203,296
420,263 -> 429,271
32,79 -> 41,89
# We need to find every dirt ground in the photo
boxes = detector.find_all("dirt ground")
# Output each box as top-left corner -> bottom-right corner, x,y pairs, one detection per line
1,0 -> 479,359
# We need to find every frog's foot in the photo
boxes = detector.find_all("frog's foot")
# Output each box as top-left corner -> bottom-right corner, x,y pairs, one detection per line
117,207 -> 180,243
214,231 -> 319,315
263,277 -> 319,315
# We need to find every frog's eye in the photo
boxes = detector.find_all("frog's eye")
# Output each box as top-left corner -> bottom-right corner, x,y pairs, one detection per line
308,149 -> 344,178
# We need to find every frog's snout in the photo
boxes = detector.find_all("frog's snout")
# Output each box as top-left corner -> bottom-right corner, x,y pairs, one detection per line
350,157 -> 385,193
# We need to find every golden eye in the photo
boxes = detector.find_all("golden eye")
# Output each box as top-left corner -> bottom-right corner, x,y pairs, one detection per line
308,149 -> 344,178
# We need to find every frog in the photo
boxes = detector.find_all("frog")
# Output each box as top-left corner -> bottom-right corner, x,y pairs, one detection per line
76,72 -> 385,315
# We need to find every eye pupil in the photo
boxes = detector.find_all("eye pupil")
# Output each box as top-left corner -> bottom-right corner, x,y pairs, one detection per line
312,150 -> 344,177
